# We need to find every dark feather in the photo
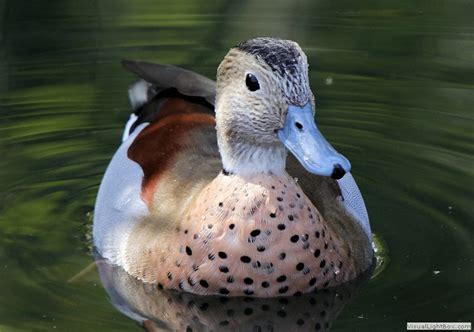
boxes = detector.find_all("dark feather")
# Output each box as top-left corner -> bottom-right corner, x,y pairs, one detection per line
122,60 -> 216,105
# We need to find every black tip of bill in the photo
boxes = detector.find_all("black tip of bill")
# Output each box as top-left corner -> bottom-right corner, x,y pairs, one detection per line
330,163 -> 346,180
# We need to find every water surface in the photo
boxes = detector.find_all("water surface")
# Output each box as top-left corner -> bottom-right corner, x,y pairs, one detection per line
1,0 -> 473,331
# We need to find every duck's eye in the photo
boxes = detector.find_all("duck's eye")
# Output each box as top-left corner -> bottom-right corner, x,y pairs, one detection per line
245,73 -> 260,91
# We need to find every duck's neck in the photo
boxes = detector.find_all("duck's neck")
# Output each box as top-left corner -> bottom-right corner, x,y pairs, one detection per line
218,140 -> 287,176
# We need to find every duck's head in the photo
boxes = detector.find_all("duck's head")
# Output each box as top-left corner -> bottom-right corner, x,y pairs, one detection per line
215,37 -> 350,179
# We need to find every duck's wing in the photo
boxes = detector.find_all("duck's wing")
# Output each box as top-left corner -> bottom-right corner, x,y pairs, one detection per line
122,60 -> 216,105
94,62 -> 220,267
336,172 -> 370,234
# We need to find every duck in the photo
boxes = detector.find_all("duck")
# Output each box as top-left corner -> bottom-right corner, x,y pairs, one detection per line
93,37 -> 373,297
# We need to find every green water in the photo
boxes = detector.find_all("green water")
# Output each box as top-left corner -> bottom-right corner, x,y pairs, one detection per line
1,0 -> 473,331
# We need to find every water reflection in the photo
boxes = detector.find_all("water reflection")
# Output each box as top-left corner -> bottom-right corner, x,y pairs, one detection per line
96,254 -> 373,331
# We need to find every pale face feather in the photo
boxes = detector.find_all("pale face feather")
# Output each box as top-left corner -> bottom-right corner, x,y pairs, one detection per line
215,40 -> 315,176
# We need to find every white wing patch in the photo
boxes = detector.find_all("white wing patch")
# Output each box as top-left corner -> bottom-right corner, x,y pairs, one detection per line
337,173 -> 371,238
122,113 -> 138,142
93,123 -> 149,266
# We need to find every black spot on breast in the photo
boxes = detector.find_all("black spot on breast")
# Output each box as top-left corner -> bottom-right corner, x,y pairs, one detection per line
279,252 -> 286,260
227,276 -> 234,283
243,289 -> 254,296
277,224 -> 286,230
277,275 -> 287,282
290,235 -> 299,243
240,256 -> 251,263
309,277 -> 317,286
218,251 -> 227,259
261,281 -> 270,288
252,260 -> 262,268
186,246 -> 192,256
219,266 -> 229,273
270,212 -> 276,218
244,277 -> 254,285
320,260 -> 326,268
257,245 -> 266,252
279,286 -> 289,294
296,262 -> 304,271
208,253 -> 215,261
188,277 -> 196,286
229,223 -> 235,230
288,215 -> 294,221
219,288 -> 229,295
167,272 -> 173,280
314,249 -> 321,258
250,229 -> 261,237
200,280 -> 209,288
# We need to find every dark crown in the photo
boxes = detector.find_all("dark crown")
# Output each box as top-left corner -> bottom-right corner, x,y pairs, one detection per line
236,37 -> 302,76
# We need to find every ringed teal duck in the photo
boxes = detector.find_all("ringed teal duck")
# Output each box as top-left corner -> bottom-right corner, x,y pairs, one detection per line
93,37 -> 373,297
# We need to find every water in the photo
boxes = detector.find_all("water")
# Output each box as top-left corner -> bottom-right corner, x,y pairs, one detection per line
1,0 -> 473,331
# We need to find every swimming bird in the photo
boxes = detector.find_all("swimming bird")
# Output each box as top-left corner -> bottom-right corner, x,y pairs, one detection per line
93,37 -> 373,297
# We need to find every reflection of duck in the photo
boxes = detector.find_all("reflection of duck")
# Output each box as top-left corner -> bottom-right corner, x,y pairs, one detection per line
93,37 -> 373,297
96,255 -> 373,331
